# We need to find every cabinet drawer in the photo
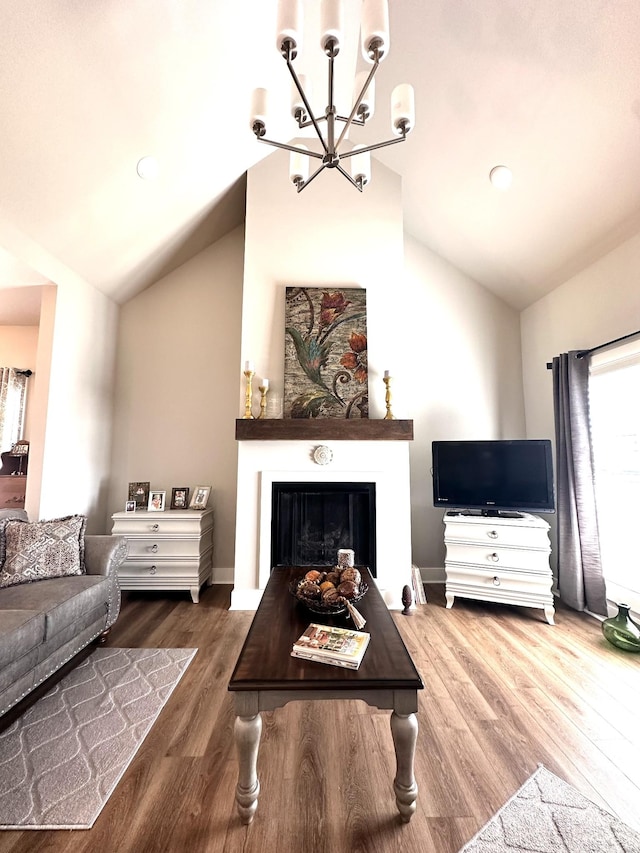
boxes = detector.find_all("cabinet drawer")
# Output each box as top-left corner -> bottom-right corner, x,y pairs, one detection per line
112,512 -> 212,537
445,542 -> 550,573
118,559 -> 203,579
445,564 -> 553,597
445,521 -> 549,549
125,535 -> 211,559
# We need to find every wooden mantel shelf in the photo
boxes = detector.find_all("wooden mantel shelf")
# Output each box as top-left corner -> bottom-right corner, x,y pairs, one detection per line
235,419 -> 413,441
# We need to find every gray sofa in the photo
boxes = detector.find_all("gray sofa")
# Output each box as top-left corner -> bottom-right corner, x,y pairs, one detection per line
0,509 -> 126,717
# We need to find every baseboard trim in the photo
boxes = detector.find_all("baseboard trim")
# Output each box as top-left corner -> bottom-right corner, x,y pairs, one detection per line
420,566 -> 446,584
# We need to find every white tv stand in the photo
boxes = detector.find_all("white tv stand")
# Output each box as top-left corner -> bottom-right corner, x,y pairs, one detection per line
443,511 -> 555,624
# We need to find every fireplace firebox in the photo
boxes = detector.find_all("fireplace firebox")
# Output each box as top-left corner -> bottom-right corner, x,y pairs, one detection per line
271,481 -> 376,576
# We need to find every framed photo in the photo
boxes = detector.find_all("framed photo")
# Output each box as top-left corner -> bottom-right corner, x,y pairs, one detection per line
148,490 -> 166,512
128,481 -> 150,509
170,487 -> 190,510
125,500 -> 136,513
189,486 -> 211,510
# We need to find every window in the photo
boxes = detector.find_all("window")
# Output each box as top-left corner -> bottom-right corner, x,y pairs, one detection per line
0,368 -> 29,453
589,339 -> 640,613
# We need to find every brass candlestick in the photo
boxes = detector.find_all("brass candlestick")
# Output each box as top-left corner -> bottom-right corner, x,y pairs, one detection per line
383,374 -> 395,420
258,384 -> 269,419
243,370 -> 255,419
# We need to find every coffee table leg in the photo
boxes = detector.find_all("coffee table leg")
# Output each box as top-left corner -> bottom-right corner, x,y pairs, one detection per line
390,711 -> 418,822
234,713 -> 262,824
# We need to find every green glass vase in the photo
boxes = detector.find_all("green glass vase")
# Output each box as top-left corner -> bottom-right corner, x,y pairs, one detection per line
602,603 -> 640,652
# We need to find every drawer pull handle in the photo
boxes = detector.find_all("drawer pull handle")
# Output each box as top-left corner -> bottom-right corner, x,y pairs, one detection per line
149,565 -> 157,575
493,576 -> 500,586
151,523 -> 159,531
150,544 -> 158,553
487,530 -> 498,539
489,553 -> 499,562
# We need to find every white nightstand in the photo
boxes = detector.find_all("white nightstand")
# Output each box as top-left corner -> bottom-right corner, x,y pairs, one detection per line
443,511 -> 555,624
111,509 -> 214,603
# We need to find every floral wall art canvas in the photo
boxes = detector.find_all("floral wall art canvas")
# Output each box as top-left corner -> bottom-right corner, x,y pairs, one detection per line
284,287 -> 368,419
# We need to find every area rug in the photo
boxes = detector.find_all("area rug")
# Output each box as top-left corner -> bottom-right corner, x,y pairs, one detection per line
459,765 -> 640,852
0,646 -> 196,830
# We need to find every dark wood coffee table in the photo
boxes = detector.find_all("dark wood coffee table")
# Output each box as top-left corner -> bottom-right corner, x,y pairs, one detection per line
228,567 -> 424,824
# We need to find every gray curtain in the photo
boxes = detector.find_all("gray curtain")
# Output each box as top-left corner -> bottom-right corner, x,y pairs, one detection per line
551,352 -> 607,615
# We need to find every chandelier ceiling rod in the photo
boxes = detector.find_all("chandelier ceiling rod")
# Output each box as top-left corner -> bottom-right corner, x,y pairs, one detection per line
250,0 -> 415,193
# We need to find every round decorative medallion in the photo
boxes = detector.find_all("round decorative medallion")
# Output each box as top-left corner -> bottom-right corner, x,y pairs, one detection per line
313,445 -> 333,466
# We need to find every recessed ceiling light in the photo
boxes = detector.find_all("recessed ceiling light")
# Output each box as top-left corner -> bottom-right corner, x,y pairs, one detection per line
489,165 -> 512,191
136,156 -> 158,180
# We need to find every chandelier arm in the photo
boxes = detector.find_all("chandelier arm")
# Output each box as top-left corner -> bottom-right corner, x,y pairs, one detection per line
297,116 -> 328,129
257,137 -> 324,159
336,163 -> 363,192
335,57 -> 379,151
338,131 -> 407,159
335,116 -> 365,126
285,45 -> 328,153
296,162 -> 328,193
327,53 -> 336,155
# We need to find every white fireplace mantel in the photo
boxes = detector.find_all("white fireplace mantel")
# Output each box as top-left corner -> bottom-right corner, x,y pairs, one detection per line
231,425 -> 414,611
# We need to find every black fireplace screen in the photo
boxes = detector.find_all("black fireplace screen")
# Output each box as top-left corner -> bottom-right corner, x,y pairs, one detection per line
271,481 -> 376,576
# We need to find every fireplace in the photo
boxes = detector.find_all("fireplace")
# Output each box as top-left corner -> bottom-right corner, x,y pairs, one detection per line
232,422 -> 414,610
271,481 -> 376,575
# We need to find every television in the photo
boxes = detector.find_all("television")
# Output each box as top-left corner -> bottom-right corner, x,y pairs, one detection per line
431,439 -> 555,516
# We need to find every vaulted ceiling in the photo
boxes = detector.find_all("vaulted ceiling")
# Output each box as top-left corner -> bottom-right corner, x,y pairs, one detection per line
2,0 -> 640,325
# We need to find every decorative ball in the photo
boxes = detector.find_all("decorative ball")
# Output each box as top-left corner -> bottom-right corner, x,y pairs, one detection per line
304,570 -> 324,583
337,580 -> 358,599
298,580 -> 321,599
340,568 -> 361,586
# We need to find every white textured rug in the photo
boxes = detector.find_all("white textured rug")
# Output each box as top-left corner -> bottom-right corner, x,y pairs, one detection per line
460,765 -> 640,853
0,646 -> 196,830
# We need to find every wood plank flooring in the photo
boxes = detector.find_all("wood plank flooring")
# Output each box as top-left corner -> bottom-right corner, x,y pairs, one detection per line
1,584 -> 639,853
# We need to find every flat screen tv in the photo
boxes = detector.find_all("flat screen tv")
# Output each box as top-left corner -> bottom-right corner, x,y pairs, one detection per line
432,439 -> 555,516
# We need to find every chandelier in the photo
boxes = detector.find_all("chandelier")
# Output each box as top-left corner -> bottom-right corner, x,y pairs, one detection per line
250,0 -> 415,192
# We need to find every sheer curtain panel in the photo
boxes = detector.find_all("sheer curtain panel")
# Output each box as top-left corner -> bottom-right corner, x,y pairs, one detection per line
0,368 -> 28,453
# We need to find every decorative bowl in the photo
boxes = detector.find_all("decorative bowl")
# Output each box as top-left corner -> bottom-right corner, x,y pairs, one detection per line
289,579 -> 368,616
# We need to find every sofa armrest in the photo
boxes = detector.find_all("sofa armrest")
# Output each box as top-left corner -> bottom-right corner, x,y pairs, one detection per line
84,535 -> 128,577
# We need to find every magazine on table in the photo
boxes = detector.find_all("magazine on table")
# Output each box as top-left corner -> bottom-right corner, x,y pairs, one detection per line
291,623 -> 370,670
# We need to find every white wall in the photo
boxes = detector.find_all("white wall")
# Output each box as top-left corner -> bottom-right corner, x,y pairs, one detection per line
35,281 -> 119,530
522,231 -> 640,443
404,236 -> 526,573
0,325 -> 38,366
109,225 -> 244,573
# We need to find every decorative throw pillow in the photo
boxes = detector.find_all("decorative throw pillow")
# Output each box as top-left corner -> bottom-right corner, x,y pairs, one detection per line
0,515 -> 87,589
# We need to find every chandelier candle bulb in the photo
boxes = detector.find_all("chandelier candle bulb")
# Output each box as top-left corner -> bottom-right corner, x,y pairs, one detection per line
276,0 -> 303,54
361,0 -> 390,61
320,0 -> 344,52
354,71 -> 375,119
384,370 -> 390,378
290,144 -> 310,186
250,89 -> 268,130
244,360 -> 254,372
291,75 -> 311,119
351,145 -> 371,188
391,83 -> 415,134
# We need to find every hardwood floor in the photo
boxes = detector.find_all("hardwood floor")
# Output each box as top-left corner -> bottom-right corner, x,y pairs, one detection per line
1,584 -> 639,853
